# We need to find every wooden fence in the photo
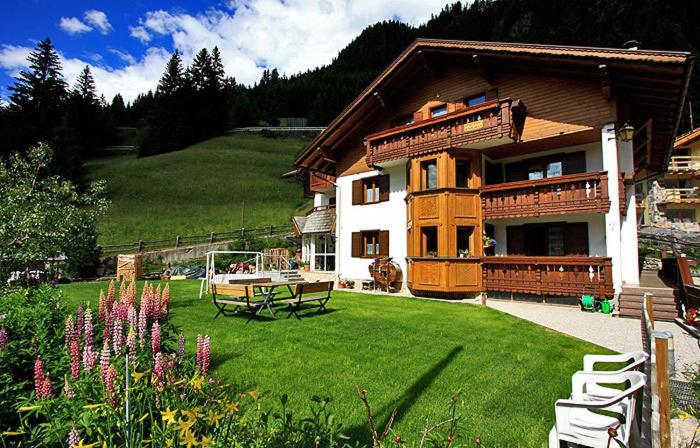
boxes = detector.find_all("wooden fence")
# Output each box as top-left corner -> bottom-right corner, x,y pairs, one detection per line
100,225 -> 292,256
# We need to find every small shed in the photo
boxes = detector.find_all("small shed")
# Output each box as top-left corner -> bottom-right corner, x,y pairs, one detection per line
117,254 -> 143,282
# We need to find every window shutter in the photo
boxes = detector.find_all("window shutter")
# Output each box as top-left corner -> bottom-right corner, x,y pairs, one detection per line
564,223 -> 589,255
564,152 -> 586,175
351,232 -> 361,257
506,226 -> 525,255
352,179 -> 363,205
379,230 -> 390,257
378,175 -> 390,202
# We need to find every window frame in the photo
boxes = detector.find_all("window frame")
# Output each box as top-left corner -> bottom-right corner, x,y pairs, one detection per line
456,226 -> 473,257
430,104 -> 448,118
421,226 -> 438,257
361,230 -> 380,258
465,93 -> 487,108
421,159 -> 438,190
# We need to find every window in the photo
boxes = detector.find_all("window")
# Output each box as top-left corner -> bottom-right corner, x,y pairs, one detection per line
506,223 -> 588,256
666,209 -> 696,223
314,235 -> 336,271
465,93 -> 487,107
528,165 -> 544,180
546,161 -> 563,178
456,160 -> 471,188
505,152 -> 586,183
421,159 -> 438,190
430,105 -> 447,118
352,175 -> 389,205
364,231 -> 379,257
351,230 -> 389,258
421,226 -> 438,256
328,196 -> 336,206
456,227 -> 473,257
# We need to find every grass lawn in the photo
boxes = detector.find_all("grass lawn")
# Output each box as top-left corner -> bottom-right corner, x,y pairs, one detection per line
59,280 -> 611,447
84,133 -> 311,245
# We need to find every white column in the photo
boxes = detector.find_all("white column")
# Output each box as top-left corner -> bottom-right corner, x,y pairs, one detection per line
602,124 -> 623,293
618,135 -> 640,286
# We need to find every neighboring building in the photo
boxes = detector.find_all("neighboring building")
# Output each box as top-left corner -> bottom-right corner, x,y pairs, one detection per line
637,128 -> 700,230
292,172 -> 336,271
293,39 -> 693,300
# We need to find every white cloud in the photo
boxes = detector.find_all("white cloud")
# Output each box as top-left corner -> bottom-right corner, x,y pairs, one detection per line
129,26 -> 152,44
108,48 -> 137,65
59,17 -> 92,35
84,10 -> 113,35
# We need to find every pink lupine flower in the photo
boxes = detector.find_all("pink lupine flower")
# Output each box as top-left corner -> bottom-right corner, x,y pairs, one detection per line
105,364 -> 119,407
102,311 -> 112,344
201,336 -> 211,376
34,357 -> 45,397
177,333 -> 185,361
70,338 -> 80,379
127,305 -> 137,331
117,280 -> 125,304
64,315 -> 76,346
107,279 -> 115,306
127,281 -> 137,307
98,290 -> 107,322
140,281 -> 149,305
138,303 -> 147,348
161,284 -> 171,318
64,377 -> 75,400
115,300 -> 129,322
153,352 -> 166,388
126,327 -> 137,362
0,327 -> 8,350
84,308 -> 94,349
151,321 -> 161,354
82,343 -> 97,372
155,284 -> 162,317
100,340 -> 111,382
75,306 -> 84,340
196,334 -> 203,370
39,375 -> 53,398
68,423 -> 79,448
112,318 -> 124,355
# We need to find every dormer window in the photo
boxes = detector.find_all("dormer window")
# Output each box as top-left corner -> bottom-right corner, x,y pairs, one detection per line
465,93 -> 487,107
430,105 -> 448,118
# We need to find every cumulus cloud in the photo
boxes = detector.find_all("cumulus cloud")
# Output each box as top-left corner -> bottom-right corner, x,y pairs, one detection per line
129,26 -> 152,44
84,10 -> 113,35
108,48 -> 137,65
59,17 -> 92,35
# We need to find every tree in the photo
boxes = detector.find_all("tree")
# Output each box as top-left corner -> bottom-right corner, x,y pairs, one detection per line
157,50 -> 185,96
72,66 -> 98,104
0,143 -> 108,280
189,48 -> 212,92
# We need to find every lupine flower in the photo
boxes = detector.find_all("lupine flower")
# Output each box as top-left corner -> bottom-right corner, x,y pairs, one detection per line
100,340 -> 111,382
0,327 -> 8,350
82,343 -> 97,372
115,300 -> 129,322
196,335 -> 203,370
68,423 -> 79,448
107,279 -> 115,305
75,306 -> 84,340
127,281 -> 137,307
102,314 -> 112,344
105,364 -> 119,407
64,315 -> 76,346
112,318 -> 124,355
84,308 -> 94,349
155,284 -> 162,317
117,281 -> 125,304
127,305 -> 138,331
153,352 -> 165,388
34,357 -> 52,399
98,290 -> 107,322
161,284 -> 171,317
201,336 -> 211,376
126,327 -> 137,362
70,339 -> 80,378
138,303 -> 147,348
177,333 -> 185,361
64,377 -> 75,400
151,321 -> 161,354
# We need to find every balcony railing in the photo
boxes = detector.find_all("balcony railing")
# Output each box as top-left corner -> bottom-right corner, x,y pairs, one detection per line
662,187 -> 700,203
667,156 -> 700,176
481,171 -> 613,219
365,98 -> 523,165
482,256 -> 614,299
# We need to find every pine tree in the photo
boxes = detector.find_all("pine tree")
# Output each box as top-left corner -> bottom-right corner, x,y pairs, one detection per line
189,48 -> 211,92
72,66 -> 98,105
210,46 -> 226,90
157,51 -> 185,96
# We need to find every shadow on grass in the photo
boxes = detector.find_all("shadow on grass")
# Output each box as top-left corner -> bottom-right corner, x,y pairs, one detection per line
345,345 -> 464,443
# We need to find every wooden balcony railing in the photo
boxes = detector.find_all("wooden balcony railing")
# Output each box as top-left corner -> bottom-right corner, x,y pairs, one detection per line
309,172 -> 336,192
365,98 -> 523,165
481,171 -> 612,219
667,156 -> 700,176
482,256 -> 614,298
662,187 -> 700,203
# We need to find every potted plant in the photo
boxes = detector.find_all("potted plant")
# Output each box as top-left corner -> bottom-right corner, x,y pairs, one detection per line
458,249 -> 469,258
299,261 -> 310,272
345,279 -> 355,289
482,232 -> 497,249
338,279 -> 346,289
685,308 -> 698,326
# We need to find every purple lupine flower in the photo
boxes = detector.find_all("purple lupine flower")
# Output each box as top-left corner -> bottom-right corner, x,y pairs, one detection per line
68,423 -> 79,448
151,321 -> 161,355
201,336 -> 211,376
99,340 -> 111,382
70,339 -> 80,379
82,343 -> 97,372
0,327 -> 8,350
75,306 -> 84,341
196,334 -> 203,371
34,357 -> 45,397
64,377 -> 75,400
83,308 -> 94,349
138,298 -> 147,348
153,352 -> 165,388
177,333 -> 185,361
105,364 -> 119,407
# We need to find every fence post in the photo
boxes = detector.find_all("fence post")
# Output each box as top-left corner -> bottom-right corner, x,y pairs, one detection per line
269,225 -> 273,235
645,293 -> 655,329
138,240 -> 144,253
210,232 -> 215,244
175,235 -> 180,248
241,228 -> 245,239
656,336 -> 671,448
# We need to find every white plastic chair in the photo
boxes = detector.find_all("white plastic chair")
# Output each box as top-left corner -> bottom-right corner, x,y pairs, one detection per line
582,351 -> 647,374
548,371 -> 645,448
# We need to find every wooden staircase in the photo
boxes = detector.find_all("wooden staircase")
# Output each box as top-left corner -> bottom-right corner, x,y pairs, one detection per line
617,286 -> 680,321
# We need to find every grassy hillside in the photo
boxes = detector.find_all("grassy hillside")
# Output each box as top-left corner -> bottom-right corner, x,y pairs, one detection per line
85,133 -> 311,245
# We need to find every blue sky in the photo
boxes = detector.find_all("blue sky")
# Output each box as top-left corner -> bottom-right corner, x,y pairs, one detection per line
0,0 -> 447,103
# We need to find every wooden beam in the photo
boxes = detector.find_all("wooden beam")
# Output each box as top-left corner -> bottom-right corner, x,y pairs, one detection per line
599,64 -> 612,100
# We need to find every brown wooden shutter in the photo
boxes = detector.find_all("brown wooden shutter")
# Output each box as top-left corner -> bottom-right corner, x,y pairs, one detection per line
506,226 -> 525,255
564,152 -> 586,175
485,88 -> 498,100
564,223 -> 589,255
379,230 -> 390,257
351,232 -> 361,257
352,179 -> 363,205
378,175 -> 390,202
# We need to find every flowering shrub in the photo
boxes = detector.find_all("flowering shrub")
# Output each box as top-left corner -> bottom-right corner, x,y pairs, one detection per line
685,307 -> 698,325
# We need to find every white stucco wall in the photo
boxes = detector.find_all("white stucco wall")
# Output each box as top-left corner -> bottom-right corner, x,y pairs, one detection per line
490,214 -> 607,257
335,164 -> 407,280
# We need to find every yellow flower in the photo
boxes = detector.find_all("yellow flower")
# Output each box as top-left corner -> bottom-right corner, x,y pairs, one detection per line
200,435 -> 214,447
247,389 -> 260,401
224,401 -> 240,414
190,377 -> 204,391
131,370 -> 148,383
180,429 -> 198,448
165,438 -> 174,447
74,440 -> 98,448
206,410 -> 224,426
181,408 -> 202,421
161,407 -> 178,425
18,405 -> 41,411
82,404 -> 105,409
175,418 -> 195,437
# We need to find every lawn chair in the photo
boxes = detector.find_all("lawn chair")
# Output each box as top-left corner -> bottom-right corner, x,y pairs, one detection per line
548,371 -> 645,448
210,283 -> 273,323
281,281 -> 333,320
583,351 -> 647,374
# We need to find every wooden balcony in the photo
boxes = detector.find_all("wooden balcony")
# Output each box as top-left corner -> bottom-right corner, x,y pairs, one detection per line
365,98 -> 523,166
309,172 -> 336,192
481,171 -> 613,219
407,257 -> 482,296
667,156 -> 700,177
482,256 -> 614,299
662,187 -> 700,204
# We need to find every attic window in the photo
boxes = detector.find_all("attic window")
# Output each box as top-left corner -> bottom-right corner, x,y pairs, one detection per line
430,105 -> 448,118
465,93 -> 487,107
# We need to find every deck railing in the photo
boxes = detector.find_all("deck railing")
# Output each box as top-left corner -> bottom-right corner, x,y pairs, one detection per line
482,256 -> 614,298
480,171 -> 612,219
365,98 -> 521,165
663,187 -> 700,203
667,155 -> 700,174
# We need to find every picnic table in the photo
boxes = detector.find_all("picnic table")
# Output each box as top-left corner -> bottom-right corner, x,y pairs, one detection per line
249,280 -> 306,317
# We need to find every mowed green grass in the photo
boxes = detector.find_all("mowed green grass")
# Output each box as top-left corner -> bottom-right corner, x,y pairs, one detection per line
84,133 -> 311,245
58,280 -> 611,447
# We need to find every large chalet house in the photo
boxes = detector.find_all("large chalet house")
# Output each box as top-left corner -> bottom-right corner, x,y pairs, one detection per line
293,39 -> 693,300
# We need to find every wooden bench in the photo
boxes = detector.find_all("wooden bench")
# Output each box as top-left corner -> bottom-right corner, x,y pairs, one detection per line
280,281 -> 333,319
228,277 -> 272,285
210,283 -> 273,323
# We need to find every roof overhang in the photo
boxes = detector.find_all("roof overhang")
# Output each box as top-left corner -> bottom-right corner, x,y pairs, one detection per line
675,128 -> 700,148
295,38 -> 694,173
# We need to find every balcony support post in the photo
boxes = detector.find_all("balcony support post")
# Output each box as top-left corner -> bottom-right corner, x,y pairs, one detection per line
602,123 -> 624,293
618,128 -> 641,286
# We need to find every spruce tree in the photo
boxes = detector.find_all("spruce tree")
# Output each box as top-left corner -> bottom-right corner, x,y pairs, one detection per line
157,51 -> 185,97
72,66 -> 98,105
189,48 -> 211,92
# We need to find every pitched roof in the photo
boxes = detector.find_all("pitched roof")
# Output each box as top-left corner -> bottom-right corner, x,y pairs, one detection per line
295,38 -> 694,172
292,208 -> 335,235
675,128 -> 700,148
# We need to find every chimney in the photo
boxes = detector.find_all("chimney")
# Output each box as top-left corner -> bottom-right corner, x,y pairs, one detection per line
623,40 -> 640,50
